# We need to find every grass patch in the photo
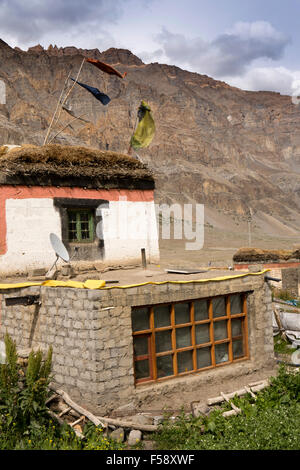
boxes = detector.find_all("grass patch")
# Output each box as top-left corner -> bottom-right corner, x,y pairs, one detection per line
152,365 -> 300,450
274,335 -> 297,355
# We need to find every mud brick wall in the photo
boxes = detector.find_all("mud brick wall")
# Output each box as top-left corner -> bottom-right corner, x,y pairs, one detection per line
0,273 -> 275,414
282,267 -> 300,297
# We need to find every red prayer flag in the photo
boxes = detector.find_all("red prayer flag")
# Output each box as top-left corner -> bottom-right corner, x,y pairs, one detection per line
85,58 -> 127,79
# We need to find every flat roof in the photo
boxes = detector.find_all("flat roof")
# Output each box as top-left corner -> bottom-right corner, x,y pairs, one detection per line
1,265 -> 262,290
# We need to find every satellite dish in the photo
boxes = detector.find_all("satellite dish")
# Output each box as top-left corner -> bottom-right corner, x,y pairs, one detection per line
50,233 -> 70,262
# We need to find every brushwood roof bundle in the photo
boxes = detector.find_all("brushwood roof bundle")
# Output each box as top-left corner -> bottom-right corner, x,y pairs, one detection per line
0,144 -> 154,190
233,247 -> 300,263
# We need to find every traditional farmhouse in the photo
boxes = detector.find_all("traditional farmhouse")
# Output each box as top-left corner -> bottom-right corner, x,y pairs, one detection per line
0,144 -> 160,276
0,145 -> 276,417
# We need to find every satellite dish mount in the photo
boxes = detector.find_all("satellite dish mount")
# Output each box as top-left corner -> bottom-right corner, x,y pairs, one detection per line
47,233 -> 70,275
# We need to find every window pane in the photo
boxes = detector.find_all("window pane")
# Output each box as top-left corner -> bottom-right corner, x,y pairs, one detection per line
154,305 -> 171,328
157,355 -> 173,378
233,339 -> 244,359
68,213 -> 78,241
231,294 -> 243,315
195,324 -> 210,345
175,303 -> 190,324
194,299 -> 208,321
80,212 -> 89,221
214,320 -> 228,341
133,336 -> 149,356
212,297 -> 226,318
132,307 -> 150,332
231,318 -> 243,337
176,327 -> 191,348
177,350 -> 193,373
156,330 -> 172,353
80,213 -> 90,239
135,359 -> 150,380
197,347 -> 212,369
215,343 -> 229,364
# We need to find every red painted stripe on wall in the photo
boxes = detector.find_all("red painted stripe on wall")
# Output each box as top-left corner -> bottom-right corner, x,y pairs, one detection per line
0,185 -> 155,255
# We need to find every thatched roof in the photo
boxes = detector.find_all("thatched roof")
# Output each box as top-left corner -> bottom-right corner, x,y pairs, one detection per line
0,144 -> 155,190
233,247 -> 300,263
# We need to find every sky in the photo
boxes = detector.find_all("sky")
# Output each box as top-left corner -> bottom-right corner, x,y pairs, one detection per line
1,0 -> 300,96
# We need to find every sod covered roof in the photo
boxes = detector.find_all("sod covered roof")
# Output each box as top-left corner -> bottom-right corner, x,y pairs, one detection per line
233,247 -> 300,263
0,144 -> 155,190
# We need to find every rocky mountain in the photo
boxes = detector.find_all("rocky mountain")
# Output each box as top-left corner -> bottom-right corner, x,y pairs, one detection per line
1,39 -> 300,238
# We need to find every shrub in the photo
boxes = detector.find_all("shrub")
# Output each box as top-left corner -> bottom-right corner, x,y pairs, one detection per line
0,334 -> 124,450
0,333 -> 53,438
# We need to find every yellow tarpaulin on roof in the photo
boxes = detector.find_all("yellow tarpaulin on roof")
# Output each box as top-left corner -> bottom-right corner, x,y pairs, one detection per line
0,279 -> 106,290
0,270 -> 269,291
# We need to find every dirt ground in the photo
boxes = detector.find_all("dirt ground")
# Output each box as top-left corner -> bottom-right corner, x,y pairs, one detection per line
131,367 -> 277,417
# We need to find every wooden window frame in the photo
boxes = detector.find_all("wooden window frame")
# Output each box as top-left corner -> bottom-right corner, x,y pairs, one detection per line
132,293 -> 249,385
67,208 -> 95,243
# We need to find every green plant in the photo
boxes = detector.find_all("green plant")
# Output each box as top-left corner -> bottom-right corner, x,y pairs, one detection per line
0,333 -> 22,428
0,334 -> 52,434
19,346 -> 53,430
274,336 -> 297,355
83,422 -> 125,450
153,365 -> 300,450
0,335 -> 126,450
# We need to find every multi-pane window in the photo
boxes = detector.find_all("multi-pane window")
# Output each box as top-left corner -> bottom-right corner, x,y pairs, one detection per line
67,209 -> 94,243
132,293 -> 249,384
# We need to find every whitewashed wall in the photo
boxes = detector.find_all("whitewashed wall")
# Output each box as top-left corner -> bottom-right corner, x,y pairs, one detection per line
1,198 -> 62,274
100,200 -> 160,264
0,197 -> 160,275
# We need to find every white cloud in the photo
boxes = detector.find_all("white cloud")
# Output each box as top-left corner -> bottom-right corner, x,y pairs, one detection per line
146,21 -> 290,78
227,66 -> 300,96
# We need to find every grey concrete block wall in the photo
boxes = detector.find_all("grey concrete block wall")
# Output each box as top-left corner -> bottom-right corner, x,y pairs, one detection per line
0,273 -> 275,414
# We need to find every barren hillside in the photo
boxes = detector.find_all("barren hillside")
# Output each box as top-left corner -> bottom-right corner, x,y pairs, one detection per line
1,39 -> 300,245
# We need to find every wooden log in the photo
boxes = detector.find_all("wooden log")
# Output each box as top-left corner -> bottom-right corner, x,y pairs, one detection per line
58,406 -> 71,417
248,380 -> 267,387
250,382 -> 269,393
47,409 -> 84,439
207,388 -> 248,405
222,410 -> 238,418
95,416 -> 158,432
220,392 -> 241,413
209,379 -> 270,404
274,308 -> 288,341
244,386 -> 256,399
49,384 -> 106,428
45,393 -> 58,405
70,416 -> 85,427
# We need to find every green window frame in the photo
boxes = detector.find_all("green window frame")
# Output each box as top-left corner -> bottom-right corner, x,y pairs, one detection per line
67,209 -> 95,243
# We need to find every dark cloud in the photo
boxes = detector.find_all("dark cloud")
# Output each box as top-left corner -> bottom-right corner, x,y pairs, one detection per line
0,0 -> 127,44
153,21 -> 290,77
